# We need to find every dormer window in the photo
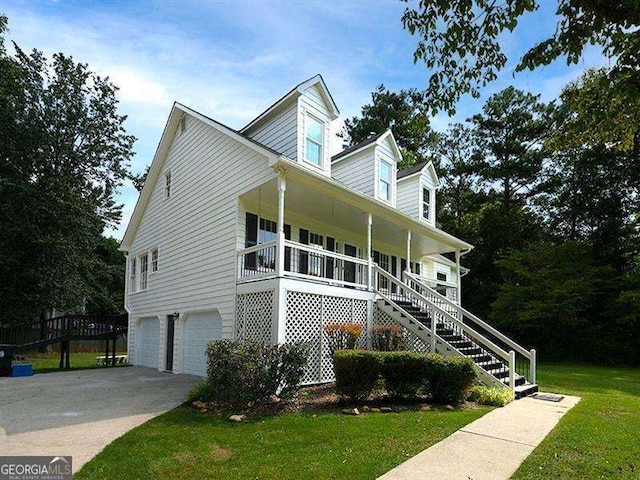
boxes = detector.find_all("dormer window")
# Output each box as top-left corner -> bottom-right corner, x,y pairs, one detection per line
305,114 -> 324,166
422,187 -> 431,220
379,160 -> 392,201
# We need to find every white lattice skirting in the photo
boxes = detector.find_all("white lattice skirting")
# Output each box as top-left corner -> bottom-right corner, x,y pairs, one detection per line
373,305 -> 430,353
285,291 -> 368,384
236,290 -> 274,343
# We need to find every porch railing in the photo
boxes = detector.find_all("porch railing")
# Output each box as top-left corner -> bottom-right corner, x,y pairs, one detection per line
237,240 -> 369,289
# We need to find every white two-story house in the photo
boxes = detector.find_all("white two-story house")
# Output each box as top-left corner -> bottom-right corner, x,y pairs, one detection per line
120,75 -> 537,396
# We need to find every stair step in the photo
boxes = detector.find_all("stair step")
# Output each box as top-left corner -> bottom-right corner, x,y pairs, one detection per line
459,347 -> 482,355
514,383 -> 539,399
500,375 -> 527,387
477,361 -> 504,371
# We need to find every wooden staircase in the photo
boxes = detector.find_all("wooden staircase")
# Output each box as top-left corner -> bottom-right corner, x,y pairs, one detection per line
374,266 -> 538,398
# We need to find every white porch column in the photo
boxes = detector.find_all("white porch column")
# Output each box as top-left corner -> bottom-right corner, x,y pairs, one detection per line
405,230 -> 412,273
367,213 -> 373,291
276,172 -> 286,278
455,250 -> 462,305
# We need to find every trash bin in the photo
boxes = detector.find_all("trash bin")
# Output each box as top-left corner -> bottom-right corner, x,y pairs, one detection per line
0,345 -> 13,377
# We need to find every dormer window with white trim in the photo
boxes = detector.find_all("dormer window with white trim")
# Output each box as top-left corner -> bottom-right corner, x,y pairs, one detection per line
305,114 -> 324,166
422,187 -> 431,220
164,171 -> 172,199
379,160 -> 392,201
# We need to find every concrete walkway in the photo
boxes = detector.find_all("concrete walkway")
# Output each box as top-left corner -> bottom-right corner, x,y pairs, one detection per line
379,393 -> 580,480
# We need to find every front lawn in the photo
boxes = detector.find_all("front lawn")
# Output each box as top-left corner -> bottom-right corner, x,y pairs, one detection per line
76,404 -> 490,480
513,363 -> 640,479
16,351 -> 128,374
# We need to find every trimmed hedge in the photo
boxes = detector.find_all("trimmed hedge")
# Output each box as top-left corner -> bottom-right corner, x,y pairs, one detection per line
332,350 -> 477,404
467,385 -> 514,406
200,339 -> 309,406
332,350 -> 382,400
381,351 -> 429,397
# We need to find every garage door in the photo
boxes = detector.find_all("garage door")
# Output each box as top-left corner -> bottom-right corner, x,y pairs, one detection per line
183,311 -> 222,376
136,317 -> 159,369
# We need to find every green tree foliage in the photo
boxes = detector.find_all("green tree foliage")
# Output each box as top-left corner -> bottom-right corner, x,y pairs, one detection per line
401,0 -> 640,116
0,18 -> 134,323
342,85 -> 438,168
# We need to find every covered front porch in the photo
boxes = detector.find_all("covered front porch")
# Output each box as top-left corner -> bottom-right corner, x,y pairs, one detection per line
236,162 -> 472,298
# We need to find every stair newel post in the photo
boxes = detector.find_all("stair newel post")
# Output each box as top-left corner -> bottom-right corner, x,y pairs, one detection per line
530,348 -> 537,384
367,213 -> 373,291
509,350 -> 516,392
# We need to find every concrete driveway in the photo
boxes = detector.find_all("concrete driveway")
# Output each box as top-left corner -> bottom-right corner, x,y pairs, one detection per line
0,366 -> 200,472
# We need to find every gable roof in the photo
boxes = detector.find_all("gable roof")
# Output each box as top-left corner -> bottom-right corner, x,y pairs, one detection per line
331,129 -> 402,163
240,74 -> 339,133
120,102 -> 283,252
397,160 -> 440,186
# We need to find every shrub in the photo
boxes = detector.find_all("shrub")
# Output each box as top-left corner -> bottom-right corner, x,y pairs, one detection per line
426,353 -> 477,404
468,385 -> 514,406
203,339 -> 309,406
332,350 -> 382,401
380,351 -> 429,397
187,380 -> 215,403
372,325 -> 408,351
324,323 -> 364,352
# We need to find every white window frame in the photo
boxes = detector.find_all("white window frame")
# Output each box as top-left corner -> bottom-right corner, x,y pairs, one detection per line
422,186 -> 432,221
378,159 -> 392,202
304,112 -> 325,168
151,248 -> 159,273
164,171 -> 172,199
129,257 -> 137,294
139,253 -> 149,291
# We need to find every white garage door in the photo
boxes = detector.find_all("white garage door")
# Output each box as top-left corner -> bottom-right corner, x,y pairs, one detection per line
136,317 -> 159,369
183,311 -> 222,376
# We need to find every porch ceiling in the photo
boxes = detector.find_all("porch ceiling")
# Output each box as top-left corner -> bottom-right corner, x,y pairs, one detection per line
240,171 -> 472,256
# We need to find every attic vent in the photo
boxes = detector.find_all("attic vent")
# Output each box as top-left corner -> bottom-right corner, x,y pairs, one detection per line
179,116 -> 186,134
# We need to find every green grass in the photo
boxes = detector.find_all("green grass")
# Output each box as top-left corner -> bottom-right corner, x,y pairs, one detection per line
15,351 -> 128,374
76,405 -> 491,480
513,363 -> 640,479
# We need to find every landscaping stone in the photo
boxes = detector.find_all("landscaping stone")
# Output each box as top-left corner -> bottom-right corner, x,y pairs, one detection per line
268,394 -> 281,403
419,405 -> 431,412
444,405 -> 455,411
370,408 -> 382,413
228,414 -> 246,422
352,408 -> 360,415
380,407 -> 393,413
362,405 -> 371,412
342,408 -> 351,415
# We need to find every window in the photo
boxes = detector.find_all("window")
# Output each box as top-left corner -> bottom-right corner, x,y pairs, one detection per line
165,172 -> 172,199
129,257 -> 137,293
308,232 -> 324,277
436,271 -> 448,296
436,272 -> 447,282
379,160 -> 392,201
305,114 -> 324,166
258,218 -> 277,270
422,187 -> 431,220
379,252 -> 390,289
151,248 -> 158,273
139,254 -> 149,290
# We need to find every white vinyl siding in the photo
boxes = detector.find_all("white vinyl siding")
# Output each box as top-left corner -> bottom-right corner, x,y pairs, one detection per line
126,113 -> 276,366
331,147 -> 376,197
396,177 -> 419,218
244,100 -> 297,160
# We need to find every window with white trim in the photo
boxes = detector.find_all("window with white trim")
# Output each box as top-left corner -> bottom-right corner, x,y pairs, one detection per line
305,114 -> 324,166
151,248 -> 159,273
129,257 -> 137,293
422,187 -> 431,220
308,232 -> 325,277
139,253 -> 149,290
164,172 -> 172,199
379,160 -> 392,201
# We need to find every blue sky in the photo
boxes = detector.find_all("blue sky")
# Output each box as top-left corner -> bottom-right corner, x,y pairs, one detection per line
2,1 -> 607,238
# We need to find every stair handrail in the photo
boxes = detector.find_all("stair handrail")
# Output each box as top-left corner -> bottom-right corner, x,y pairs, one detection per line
404,271 -> 532,360
374,266 -> 510,362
